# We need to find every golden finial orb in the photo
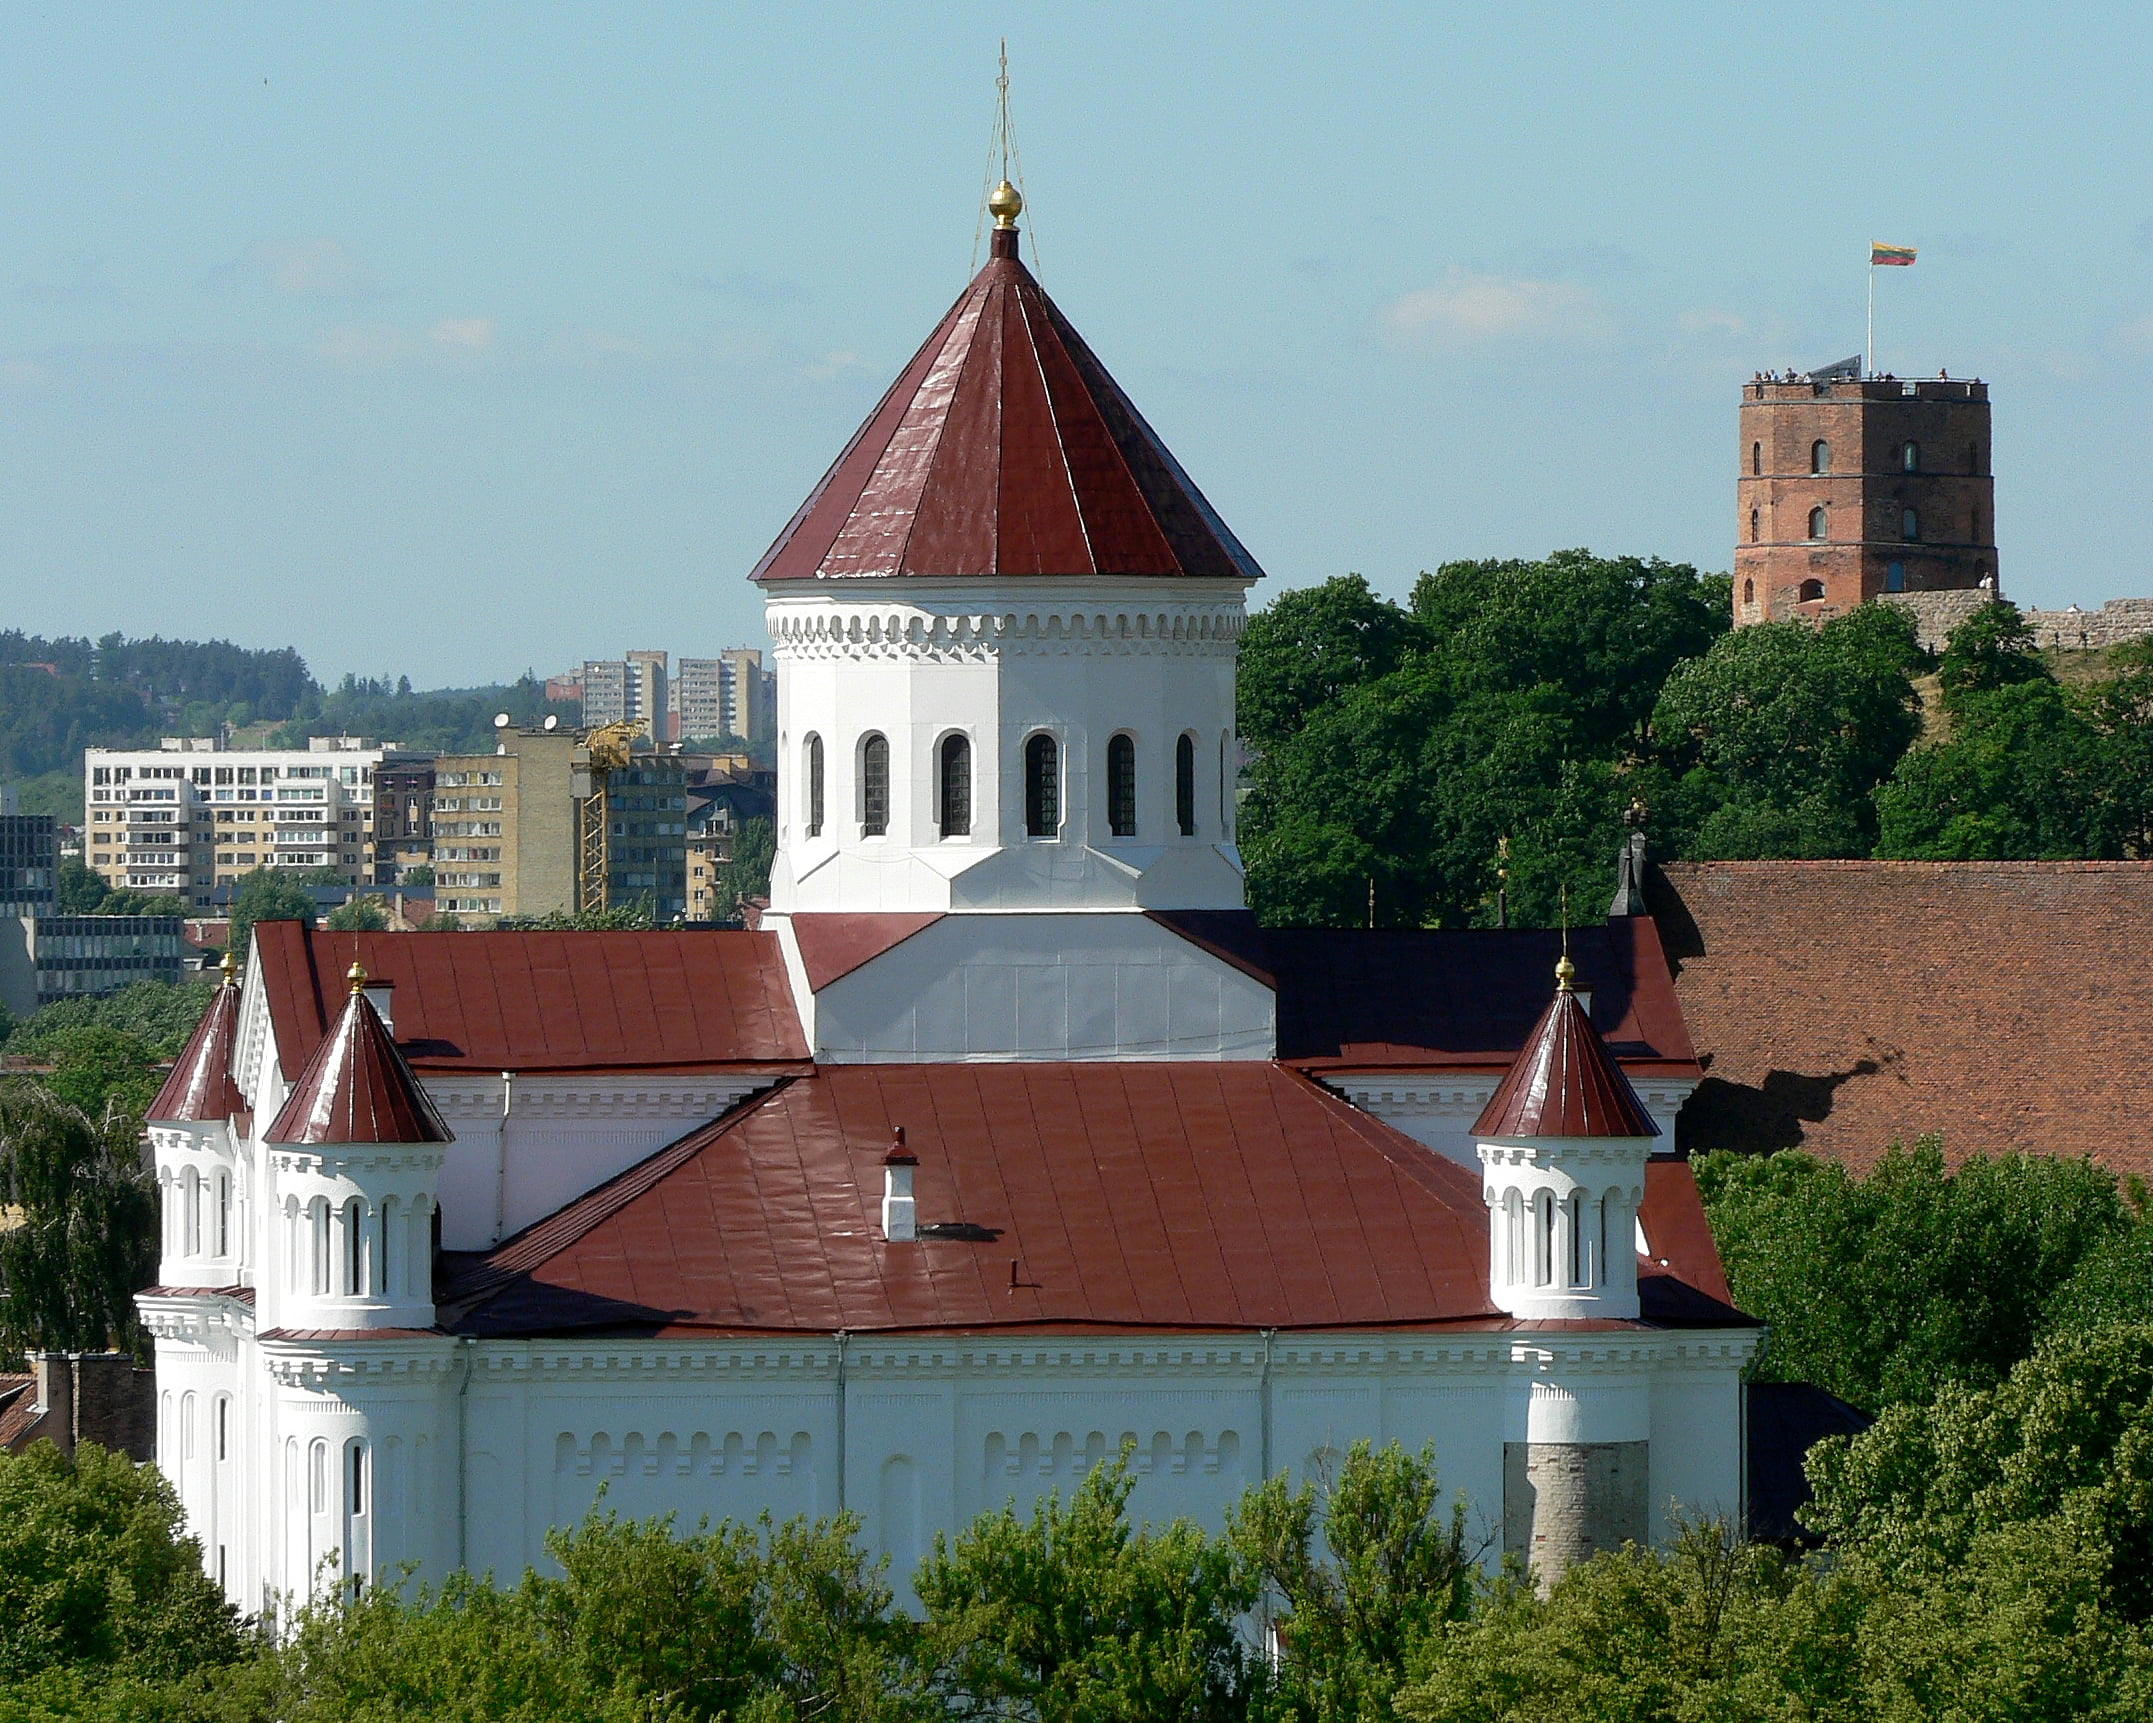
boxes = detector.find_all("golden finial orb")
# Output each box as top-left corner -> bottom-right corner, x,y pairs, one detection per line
220,950 -> 237,986
1555,953 -> 1577,993
347,960 -> 368,996
988,179 -> 1022,229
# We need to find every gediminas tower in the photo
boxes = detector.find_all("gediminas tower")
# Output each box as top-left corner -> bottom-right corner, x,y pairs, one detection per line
1734,372 -> 1998,625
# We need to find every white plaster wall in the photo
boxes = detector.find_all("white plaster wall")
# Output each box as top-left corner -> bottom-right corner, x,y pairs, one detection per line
803,912 -> 1275,1062
1647,1347 -> 1754,1540
767,579 -> 1248,919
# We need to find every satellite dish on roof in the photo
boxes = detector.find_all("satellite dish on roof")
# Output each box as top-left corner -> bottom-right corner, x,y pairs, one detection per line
543,715 -> 559,731
493,712 -> 510,729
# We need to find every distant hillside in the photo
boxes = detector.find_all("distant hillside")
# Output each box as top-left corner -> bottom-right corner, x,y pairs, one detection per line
0,632 -> 577,817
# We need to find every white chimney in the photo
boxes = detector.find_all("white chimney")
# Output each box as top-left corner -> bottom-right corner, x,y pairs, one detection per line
881,1127 -> 917,1243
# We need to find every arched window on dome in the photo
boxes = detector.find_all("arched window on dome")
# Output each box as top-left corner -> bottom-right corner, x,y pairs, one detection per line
343,1198 -> 365,1297
1023,733 -> 1059,839
803,734 -> 824,838
1902,507 -> 1920,541
1810,439 -> 1831,474
1798,578 -> 1826,603
858,734 -> 889,838
1106,734 -> 1137,837
1902,440 -> 1920,472
1807,506 -> 1828,541
1175,734 -> 1197,836
937,733 -> 971,838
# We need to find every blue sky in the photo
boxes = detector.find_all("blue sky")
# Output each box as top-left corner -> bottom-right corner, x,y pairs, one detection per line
1,2 -> 2148,686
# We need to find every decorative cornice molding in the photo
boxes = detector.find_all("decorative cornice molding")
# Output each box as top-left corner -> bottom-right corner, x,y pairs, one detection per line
426,1083 -> 756,1121
766,602 -> 1245,665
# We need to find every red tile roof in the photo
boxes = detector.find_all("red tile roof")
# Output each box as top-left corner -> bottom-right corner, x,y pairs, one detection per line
751,225 -> 1263,585
253,923 -> 808,1078
441,1064 -> 1743,1340
265,984 -> 454,1146
147,978 -> 244,1123
1474,979 -> 1660,1140
1150,912 -> 1699,1078
1654,860 -> 2153,1175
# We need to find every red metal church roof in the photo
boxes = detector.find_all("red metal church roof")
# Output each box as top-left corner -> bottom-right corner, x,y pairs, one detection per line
751,224 -> 1264,584
264,980 -> 453,1147
147,974 -> 245,1123
1474,971 -> 1661,1140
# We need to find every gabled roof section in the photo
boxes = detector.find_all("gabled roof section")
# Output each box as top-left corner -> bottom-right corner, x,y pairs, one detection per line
251,923 -> 809,1078
751,225 -> 1263,585
147,977 -> 245,1123
1474,972 -> 1661,1140
265,981 -> 453,1146
442,1062 -> 1501,1338
789,912 -> 944,990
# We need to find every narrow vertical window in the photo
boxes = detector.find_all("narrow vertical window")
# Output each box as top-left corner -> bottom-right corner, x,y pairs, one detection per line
1567,1192 -> 1586,1287
1742,577 -> 1755,606
1750,440 -> 1761,475
1807,506 -> 1828,541
937,734 -> 971,838
1810,439 -> 1830,474
804,734 -> 824,838
345,1199 -> 365,1296
1023,734 -> 1059,838
858,734 -> 888,837
1106,735 -> 1137,838
1902,508 -> 1919,542
215,1396 -> 228,1462
1902,440 -> 1919,472
1887,561 -> 1906,593
1749,506 -> 1760,543
215,1172 -> 229,1258
1175,735 -> 1197,837
1533,1192 -> 1554,1287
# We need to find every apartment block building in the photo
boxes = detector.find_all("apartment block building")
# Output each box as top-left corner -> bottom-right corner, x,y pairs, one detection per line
429,729 -> 689,922
580,648 -> 774,744
371,755 -> 436,885
83,738 -> 381,912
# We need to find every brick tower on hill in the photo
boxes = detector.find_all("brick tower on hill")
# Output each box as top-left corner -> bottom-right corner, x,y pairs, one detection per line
1733,371 -> 1998,626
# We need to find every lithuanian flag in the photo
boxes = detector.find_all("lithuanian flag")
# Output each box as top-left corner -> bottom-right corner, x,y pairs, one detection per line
1871,243 -> 1917,266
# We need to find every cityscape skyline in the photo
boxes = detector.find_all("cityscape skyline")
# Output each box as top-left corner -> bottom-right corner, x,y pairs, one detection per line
2,4 -> 2150,684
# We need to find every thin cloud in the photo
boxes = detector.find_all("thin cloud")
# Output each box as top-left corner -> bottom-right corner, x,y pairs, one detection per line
429,317 -> 496,352
258,238 -> 377,297
1383,269 -> 1611,348
675,267 -> 806,306
313,323 -> 411,365
804,349 -> 866,381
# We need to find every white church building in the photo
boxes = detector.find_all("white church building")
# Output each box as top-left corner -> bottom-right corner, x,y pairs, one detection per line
139,185 -> 1756,1615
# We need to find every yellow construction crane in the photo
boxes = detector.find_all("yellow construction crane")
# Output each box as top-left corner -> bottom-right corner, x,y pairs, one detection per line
573,720 -> 646,913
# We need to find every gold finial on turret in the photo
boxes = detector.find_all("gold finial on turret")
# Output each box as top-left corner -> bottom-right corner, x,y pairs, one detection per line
1555,953 -> 1577,993
220,950 -> 237,987
988,179 -> 1022,229
347,960 -> 368,996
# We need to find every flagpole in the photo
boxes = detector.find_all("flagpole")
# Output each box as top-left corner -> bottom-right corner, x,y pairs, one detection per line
1866,250 -> 1874,378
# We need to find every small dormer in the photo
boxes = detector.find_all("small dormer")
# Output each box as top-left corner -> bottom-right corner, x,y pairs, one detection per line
262,963 -> 453,1331
1474,955 -> 1660,1321
146,957 -> 247,1287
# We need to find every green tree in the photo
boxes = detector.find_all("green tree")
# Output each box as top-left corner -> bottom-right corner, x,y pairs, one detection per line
1228,1442 -> 1480,1723
1237,575 -> 1431,755
1874,677 -> 2120,859
2078,636 -> 2153,857
399,863 -> 435,888
1805,1324 -> 2153,1622
0,1441 -> 246,1688
1695,1140 -> 2129,1409
3,979 -> 218,1063
29,1027 -> 163,1122
1649,603 -> 1925,858
496,904 -> 657,931
1938,599 -> 2049,707
226,869 -> 318,962
323,896 -> 389,932
55,859 -> 109,914
916,1454 -> 1256,1723
0,1082 -> 158,1359
715,817 -> 776,923
2043,1218 -> 2153,1332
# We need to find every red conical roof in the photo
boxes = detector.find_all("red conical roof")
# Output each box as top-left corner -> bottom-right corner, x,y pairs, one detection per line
752,225 -> 1263,585
1473,971 -> 1660,1140
264,975 -> 452,1146
147,977 -> 245,1123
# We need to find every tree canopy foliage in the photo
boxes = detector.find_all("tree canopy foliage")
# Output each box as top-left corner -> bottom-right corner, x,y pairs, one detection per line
1239,579 -> 2153,926
1696,1140 -> 2136,1411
